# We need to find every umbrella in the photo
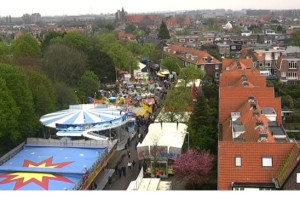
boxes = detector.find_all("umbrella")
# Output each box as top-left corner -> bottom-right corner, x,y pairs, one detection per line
108,97 -> 117,103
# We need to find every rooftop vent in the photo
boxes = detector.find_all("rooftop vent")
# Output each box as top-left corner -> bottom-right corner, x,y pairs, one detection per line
241,74 -> 247,81
253,110 -> 260,118
259,132 -> 268,142
256,120 -> 264,127
231,112 -> 241,121
243,81 -> 249,87
250,100 -> 257,110
234,138 -> 245,142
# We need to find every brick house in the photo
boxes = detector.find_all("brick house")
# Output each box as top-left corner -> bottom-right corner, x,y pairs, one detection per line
218,70 -> 300,190
163,45 -> 222,82
276,55 -> 300,85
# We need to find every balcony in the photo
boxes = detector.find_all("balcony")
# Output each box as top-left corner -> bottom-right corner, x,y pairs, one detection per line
286,76 -> 299,80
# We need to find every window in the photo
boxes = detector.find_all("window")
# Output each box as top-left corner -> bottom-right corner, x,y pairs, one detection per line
288,72 -> 297,78
215,72 -> 219,78
288,61 -> 297,69
233,187 -> 244,191
297,173 -> 300,183
215,65 -> 219,70
281,72 -> 286,77
235,156 -> 242,167
201,65 -> 205,70
262,156 -> 273,167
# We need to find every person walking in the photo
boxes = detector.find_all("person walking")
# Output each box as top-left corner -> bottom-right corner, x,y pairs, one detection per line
122,166 -> 126,177
138,161 -> 142,171
156,170 -> 161,178
132,160 -> 136,170
127,150 -> 131,158
108,176 -> 112,188
118,167 -> 122,179
115,165 -> 119,176
128,160 -> 132,170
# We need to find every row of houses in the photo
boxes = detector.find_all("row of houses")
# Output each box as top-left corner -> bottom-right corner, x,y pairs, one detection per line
162,44 -> 300,85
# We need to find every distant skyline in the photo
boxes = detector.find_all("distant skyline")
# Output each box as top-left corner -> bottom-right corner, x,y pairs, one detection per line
1,0 -> 300,17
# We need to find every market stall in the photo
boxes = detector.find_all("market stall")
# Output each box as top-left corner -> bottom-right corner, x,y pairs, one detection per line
137,122 -> 187,178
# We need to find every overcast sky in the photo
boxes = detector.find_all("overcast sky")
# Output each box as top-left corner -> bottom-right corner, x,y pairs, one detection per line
1,0 -> 300,17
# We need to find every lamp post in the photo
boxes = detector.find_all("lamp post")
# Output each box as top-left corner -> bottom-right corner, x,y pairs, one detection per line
187,132 -> 189,151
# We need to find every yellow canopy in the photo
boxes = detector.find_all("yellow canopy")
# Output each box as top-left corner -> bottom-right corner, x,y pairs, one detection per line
157,72 -> 166,77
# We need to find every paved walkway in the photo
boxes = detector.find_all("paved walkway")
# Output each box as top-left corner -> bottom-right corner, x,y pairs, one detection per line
102,126 -> 145,190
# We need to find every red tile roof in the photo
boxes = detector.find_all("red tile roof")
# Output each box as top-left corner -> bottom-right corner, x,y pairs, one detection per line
220,99 -> 280,142
164,45 -> 221,65
219,71 -> 265,88
126,15 -> 160,24
222,59 -> 254,71
276,143 -> 300,187
253,52 -> 265,61
218,142 -> 295,190
118,32 -> 136,40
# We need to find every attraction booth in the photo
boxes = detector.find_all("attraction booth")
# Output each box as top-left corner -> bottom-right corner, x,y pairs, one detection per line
137,123 -> 187,178
40,104 -> 132,143
0,138 -> 116,190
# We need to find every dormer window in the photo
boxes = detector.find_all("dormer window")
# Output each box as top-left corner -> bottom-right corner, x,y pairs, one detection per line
262,156 -> 273,167
235,156 -> 242,167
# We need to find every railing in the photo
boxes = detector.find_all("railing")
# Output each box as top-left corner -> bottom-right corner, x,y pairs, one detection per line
26,138 -> 112,148
77,143 -> 117,190
0,142 -> 25,166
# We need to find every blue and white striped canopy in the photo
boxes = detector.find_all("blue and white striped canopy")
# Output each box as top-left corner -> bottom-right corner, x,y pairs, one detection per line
40,104 -> 128,129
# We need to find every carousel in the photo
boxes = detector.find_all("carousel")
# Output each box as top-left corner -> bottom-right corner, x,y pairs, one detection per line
40,104 -> 133,142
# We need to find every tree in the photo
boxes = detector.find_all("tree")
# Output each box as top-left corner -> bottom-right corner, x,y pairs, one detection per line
0,40 -> 12,64
125,40 -> 142,57
173,149 -> 214,189
0,77 -> 20,155
77,71 -> 100,100
26,70 -> 57,117
54,82 -> 77,109
41,31 -> 63,50
0,63 -> 40,145
87,48 -> 116,83
178,64 -> 205,84
62,31 -> 93,53
187,93 -> 218,154
290,30 -> 300,46
125,24 -> 137,34
141,43 -> 160,62
157,86 -> 193,122
11,33 -> 41,58
158,21 -> 170,40
208,49 -> 222,61
107,43 -> 138,73
42,43 -> 87,86
94,33 -> 138,72
161,57 -> 182,75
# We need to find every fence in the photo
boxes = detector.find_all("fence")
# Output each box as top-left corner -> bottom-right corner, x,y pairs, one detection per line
0,142 -> 25,166
26,138 -> 113,149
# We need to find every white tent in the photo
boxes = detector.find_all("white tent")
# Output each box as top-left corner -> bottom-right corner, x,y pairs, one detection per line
137,123 -> 187,160
134,62 -> 146,76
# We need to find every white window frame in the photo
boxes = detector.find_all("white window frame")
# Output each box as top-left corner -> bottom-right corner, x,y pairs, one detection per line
235,156 -> 242,167
262,156 -> 273,167
281,72 -> 286,77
